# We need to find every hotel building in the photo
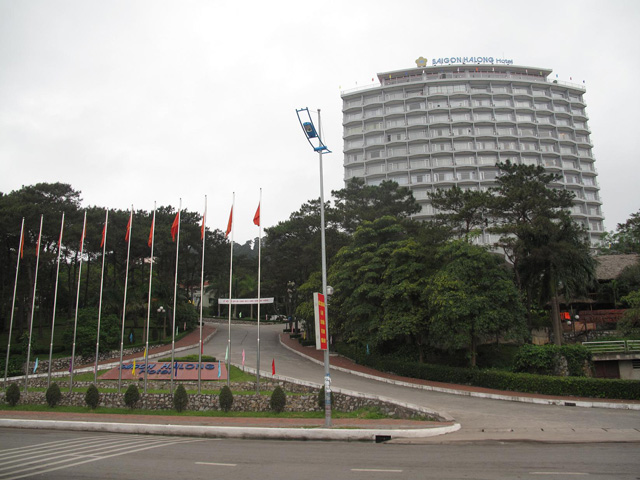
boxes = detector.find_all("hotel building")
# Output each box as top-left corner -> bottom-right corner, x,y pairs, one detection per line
341,61 -> 605,246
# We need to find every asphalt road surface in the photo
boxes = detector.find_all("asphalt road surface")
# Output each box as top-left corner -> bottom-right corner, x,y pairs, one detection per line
182,322 -> 640,439
1,428 -> 639,480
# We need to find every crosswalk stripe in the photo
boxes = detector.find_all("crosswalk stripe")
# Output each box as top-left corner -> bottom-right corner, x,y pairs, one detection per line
0,435 -> 208,480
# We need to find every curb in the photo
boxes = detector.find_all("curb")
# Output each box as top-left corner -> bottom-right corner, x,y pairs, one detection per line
0,418 -> 461,442
279,337 -> 640,411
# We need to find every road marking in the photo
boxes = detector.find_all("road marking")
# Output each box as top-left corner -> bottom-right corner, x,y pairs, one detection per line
0,435 -> 207,480
196,462 -> 237,467
351,468 -> 403,473
530,473 -> 589,476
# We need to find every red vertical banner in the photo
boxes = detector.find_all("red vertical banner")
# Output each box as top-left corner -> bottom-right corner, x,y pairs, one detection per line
314,292 -> 328,351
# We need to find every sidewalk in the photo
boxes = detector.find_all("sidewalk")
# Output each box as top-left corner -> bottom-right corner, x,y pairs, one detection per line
279,334 -> 640,411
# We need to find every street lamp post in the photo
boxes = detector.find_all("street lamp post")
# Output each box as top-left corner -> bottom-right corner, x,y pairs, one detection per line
295,107 -> 332,427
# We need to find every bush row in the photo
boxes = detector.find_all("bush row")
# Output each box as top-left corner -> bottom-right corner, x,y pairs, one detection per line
336,344 -> 640,401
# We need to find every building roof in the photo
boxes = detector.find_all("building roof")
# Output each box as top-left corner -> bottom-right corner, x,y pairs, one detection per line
594,254 -> 640,280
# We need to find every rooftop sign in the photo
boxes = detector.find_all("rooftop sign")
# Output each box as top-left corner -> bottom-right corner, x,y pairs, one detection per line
416,56 -> 514,67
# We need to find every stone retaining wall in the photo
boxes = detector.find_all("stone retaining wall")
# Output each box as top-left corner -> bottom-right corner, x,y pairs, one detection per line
1,379 -> 433,420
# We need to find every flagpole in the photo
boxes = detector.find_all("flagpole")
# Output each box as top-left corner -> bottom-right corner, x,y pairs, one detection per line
70,211 -> 87,392
24,215 -> 43,392
94,209 -> 109,384
170,199 -> 181,394
4,218 -> 25,389
144,204 -> 156,394
118,206 -> 133,392
198,196 -> 207,394
255,189 -> 262,393
47,213 -> 65,387
226,193 -> 234,387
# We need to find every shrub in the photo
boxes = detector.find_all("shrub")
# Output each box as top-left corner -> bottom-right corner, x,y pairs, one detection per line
513,344 -> 592,377
85,384 -> 100,410
46,383 -> 62,408
124,384 -> 140,409
219,385 -> 233,412
173,384 -> 188,412
5,383 -> 20,407
317,385 -> 335,409
269,386 -> 286,413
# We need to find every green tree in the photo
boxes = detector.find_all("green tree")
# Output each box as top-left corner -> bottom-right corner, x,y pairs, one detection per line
618,290 -> 640,336
85,384 -> 100,409
427,241 -> 527,367
428,185 -> 492,239
332,178 -> 421,234
327,217 -> 444,359
488,160 -> 595,344
602,210 -> 640,254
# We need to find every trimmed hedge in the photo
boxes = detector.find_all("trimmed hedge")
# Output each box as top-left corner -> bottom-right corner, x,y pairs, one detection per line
335,344 -> 640,401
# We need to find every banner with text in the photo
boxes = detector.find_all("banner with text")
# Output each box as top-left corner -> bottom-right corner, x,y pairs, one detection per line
313,292 -> 328,351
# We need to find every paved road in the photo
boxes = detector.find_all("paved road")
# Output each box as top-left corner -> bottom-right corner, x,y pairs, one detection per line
1,428 -> 639,480
183,321 -> 640,442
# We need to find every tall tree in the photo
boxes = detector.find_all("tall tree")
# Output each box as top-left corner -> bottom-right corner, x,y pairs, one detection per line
332,178 -> 420,234
427,240 -> 527,367
488,160 -> 595,344
428,185 -> 492,239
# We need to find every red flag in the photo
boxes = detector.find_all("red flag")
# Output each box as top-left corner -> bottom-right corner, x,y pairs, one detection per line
125,214 -> 132,242
100,223 -> 106,248
272,358 -> 275,376
253,203 -> 260,227
225,207 -> 233,238
200,214 -> 205,240
148,218 -> 154,248
171,212 -> 180,242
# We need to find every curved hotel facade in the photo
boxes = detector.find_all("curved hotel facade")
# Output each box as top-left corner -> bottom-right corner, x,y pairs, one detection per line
341,62 -> 605,246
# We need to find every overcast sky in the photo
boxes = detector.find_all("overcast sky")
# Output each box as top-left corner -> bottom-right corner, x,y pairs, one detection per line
1,0 -> 639,243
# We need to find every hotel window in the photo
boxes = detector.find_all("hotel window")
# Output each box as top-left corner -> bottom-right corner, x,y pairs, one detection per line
346,138 -> 364,149
585,191 -> 599,201
345,112 -> 363,121
454,141 -> 473,151
345,126 -> 363,135
430,113 -> 449,123
556,118 -> 571,127
589,206 -> 601,216
428,100 -> 448,108
562,159 -> 577,169
387,146 -> 407,156
365,121 -> 383,131
388,161 -> 407,171
540,143 -> 557,153
433,157 -> 453,167
430,128 -> 449,138
500,141 -> 518,150
475,126 -> 494,135
387,133 -> 404,142
495,112 -> 514,121
519,141 -> 537,151
386,105 -> 405,114
432,143 -> 452,152
364,108 -> 382,118
578,148 -> 592,157
590,220 -> 603,232
519,127 -> 535,136
583,176 -> 596,186
366,163 -> 385,174
407,101 -> 425,111
456,155 -> 475,166
522,157 -> 538,166
498,126 -> 516,135
365,135 -> 384,146
407,129 -> 427,140
513,86 -> 529,94
407,115 -> 427,125
478,155 -> 497,165
543,157 -> 560,167
429,84 -> 467,94
409,144 -> 428,154
532,88 -> 549,96
481,170 -> 498,180
452,112 -> 471,121
560,145 -> 575,155
454,126 -> 473,135
515,100 -> 532,108
368,149 -> 383,159
453,99 -> 470,107
493,99 -> 512,107
476,141 -> 497,150
538,128 -> 555,138
564,174 -> 579,184
410,158 -> 430,169
474,113 -> 493,121
516,113 -> 534,122
457,171 -> 477,181
411,173 -> 431,184
346,153 -> 362,163
473,98 -> 491,107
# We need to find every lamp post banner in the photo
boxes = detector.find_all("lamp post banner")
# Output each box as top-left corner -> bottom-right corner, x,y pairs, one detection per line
314,292 -> 328,350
